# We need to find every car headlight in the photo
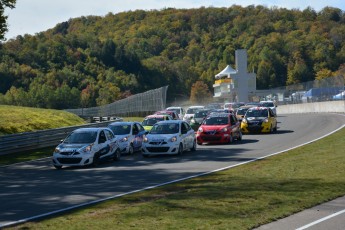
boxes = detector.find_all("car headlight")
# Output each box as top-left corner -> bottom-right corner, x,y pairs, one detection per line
198,127 -> 203,133
143,137 -> 149,142
121,136 -> 129,142
54,147 -> 61,154
242,118 -> 247,123
263,118 -> 269,123
171,136 -> 177,142
221,127 -> 228,132
190,118 -> 195,123
82,144 -> 93,153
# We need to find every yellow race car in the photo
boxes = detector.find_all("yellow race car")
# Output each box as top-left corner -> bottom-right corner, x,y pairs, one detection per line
241,107 -> 277,133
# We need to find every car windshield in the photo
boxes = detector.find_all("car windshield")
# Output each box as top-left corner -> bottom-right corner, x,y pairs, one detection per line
261,102 -> 274,107
109,125 -> 131,135
187,108 -> 200,114
142,118 -> 163,126
203,117 -> 229,125
246,109 -> 268,117
236,108 -> 248,115
194,111 -> 208,118
64,131 -> 97,144
150,123 -> 179,134
167,108 -> 180,114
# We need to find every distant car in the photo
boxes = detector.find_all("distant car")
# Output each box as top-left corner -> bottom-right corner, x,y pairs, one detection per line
245,102 -> 261,107
142,120 -> 196,157
154,110 -> 179,120
223,102 -> 245,111
108,122 -> 146,155
52,127 -> 120,169
196,113 -> 242,145
183,105 -> 205,123
209,109 -> 233,114
235,105 -> 254,122
142,114 -> 173,131
260,100 -> 277,115
241,107 -> 277,133
166,106 -> 185,119
190,109 -> 212,131
332,91 -> 345,100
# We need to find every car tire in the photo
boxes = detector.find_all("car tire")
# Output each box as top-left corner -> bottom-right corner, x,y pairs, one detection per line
128,144 -> 134,155
92,153 -> 100,167
178,143 -> 183,155
237,131 -> 242,141
54,165 -> 62,170
191,139 -> 197,152
113,148 -> 121,161
228,134 -> 233,144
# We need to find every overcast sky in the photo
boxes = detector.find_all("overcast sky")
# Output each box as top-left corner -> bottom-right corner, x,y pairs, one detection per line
4,0 -> 345,40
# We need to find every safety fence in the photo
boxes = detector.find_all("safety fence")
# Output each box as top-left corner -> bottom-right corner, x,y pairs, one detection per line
66,86 -> 168,117
252,75 -> 345,105
0,118 -> 122,156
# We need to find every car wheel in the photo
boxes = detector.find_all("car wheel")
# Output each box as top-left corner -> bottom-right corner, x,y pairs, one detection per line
228,134 -> 233,144
92,153 -> 100,166
237,131 -> 242,141
128,144 -> 134,155
54,165 -> 62,170
178,143 -> 183,155
113,148 -> 121,161
191,139 -> 197,152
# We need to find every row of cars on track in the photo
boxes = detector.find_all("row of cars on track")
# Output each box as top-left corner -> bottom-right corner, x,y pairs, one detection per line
52,102 -> 277,169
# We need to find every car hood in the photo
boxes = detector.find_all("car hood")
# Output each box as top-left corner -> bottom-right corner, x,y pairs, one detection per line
57,143 -> 89,151
200,125 -> 228,131
246,117 -> 266,121
146,133 -> 177,142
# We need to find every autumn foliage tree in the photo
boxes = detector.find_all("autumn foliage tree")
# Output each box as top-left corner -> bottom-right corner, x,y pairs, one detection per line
190,81 -> 212,104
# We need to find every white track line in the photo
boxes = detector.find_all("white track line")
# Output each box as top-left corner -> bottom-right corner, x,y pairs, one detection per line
1,121 -> 345,228
296,209 -> 345,230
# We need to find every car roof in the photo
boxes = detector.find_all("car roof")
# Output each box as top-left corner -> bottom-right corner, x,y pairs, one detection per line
108,121 -> 136,126
154,120 -> 183,124
207,112 -> 231,117
145,114 -> 170,118
73,127 -> 104,132
248,106 -> 269,111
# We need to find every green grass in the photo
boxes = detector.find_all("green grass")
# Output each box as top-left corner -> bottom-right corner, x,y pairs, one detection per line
4,127 -> 345,230
0,105 -> 86,135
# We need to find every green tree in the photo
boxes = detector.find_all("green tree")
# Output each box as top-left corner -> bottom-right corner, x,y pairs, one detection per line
0,0 -> 16,40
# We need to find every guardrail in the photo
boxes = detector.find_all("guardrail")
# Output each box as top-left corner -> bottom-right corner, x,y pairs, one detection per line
0,118 -> 123,156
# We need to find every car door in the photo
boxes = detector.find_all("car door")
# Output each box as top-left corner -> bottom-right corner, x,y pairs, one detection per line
133,123 -> 145,150
182,122 -> 194,149
229,114 -> 240,135
98,130 -> 111,158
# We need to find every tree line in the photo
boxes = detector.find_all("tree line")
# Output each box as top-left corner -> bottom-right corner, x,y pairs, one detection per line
0,5 -> 345,108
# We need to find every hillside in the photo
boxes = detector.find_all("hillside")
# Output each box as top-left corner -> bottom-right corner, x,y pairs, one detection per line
0,5 -> 344,109
0,105 -> 86,135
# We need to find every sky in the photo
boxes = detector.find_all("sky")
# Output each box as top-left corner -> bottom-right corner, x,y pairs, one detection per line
4,0 -> 345,40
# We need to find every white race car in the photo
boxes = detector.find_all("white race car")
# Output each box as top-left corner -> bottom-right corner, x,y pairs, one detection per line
108,122 -> 146,155
142,120 -> 196,157
52,127 -> 120,169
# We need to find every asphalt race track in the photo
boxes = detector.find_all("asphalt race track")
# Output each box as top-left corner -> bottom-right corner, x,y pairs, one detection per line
1,113 -> 345,228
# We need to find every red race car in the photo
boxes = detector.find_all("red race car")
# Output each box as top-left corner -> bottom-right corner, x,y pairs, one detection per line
196,113 -> 242,145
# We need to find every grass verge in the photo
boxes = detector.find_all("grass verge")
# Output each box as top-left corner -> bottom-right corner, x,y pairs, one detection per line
4,128 -> 345,229
0,105 -> 86,135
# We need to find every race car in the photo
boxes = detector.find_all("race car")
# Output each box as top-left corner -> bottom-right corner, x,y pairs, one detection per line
52,127 -> 120,169
141,120 -> 196,157
108,122 -> 146,155
241,107 -> 277,133
196,113 -> 242,145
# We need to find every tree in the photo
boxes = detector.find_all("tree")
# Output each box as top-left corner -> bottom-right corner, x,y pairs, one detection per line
0,0 -> 16,40
190,81 -> 212,104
